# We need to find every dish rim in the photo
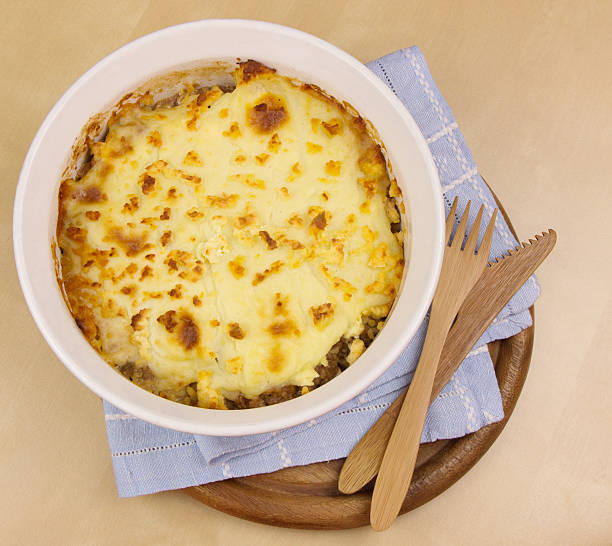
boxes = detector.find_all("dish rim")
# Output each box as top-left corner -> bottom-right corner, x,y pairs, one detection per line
13,19 -> 444,435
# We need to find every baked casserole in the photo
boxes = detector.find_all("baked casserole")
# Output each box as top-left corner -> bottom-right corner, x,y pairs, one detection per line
56,60 -> 405,409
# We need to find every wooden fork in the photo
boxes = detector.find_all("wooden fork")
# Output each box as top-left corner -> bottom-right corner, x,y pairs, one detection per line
369,198 -> 497,531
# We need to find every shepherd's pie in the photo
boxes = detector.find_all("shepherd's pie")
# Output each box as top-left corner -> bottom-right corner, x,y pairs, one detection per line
56,60 -> 405,409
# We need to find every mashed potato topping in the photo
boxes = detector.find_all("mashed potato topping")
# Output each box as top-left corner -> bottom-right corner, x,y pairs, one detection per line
57,61 -> 405,408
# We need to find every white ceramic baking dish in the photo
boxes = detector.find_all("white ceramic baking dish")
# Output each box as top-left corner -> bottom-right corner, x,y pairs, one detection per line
13,20 -> 444,435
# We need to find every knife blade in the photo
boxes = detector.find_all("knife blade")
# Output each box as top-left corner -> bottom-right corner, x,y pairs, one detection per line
338,229 -> 556,494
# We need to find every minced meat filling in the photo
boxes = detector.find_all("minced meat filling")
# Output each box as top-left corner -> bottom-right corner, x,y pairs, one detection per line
223,314 -> 384,409
117,314 -> 386,409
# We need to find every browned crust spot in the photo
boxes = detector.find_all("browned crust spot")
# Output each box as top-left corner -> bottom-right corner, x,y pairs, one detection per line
147,130 -> 162,147
139,265 -> 153,281
98,162 -> 114,179
168,284 -> 182,299
74,305 -> 98,341
206,193 -> 239,208
124,263 -> 138,276
228,257 -> 246,279
268,133 -> 281,152
359,177 -> 377,199
222,122 -> 241,138
267,319 -> 300,337
233,214 -> 257,229
186,208 -> 204,219
255,153 -> 269,165
157,310 -> 178,332
108,136 -> 133,158
325,160 -> 342,176
196,91 -> 207,106
358,147 -> 386,176
237,60 -> 276,83
259,230 -> 277,249
106,228 -> 148,256
310,303 -> 334,325
131,308 -> 149,331
322,119 -> 342,136
139,174 -> 156,195
183,150 -> 202,166
285,238 -> 304,250
228,322 -> 245,339
122,196 -> 139,214
85,210 -> 100,222
179,171 -> 200,185
247,94 -> 288,133
273,292 -> 289,316
179,314 -> 200,350
288,213 -> 304,226
267,344 -> 284,373
311,212 -> 327,230
306,141 -> 322,153
66,226 -> 86,242
252,260 -> 284,286
71,185 -> 107,203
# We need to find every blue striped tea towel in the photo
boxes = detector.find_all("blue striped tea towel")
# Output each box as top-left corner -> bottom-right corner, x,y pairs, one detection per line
104,47 -> 540,497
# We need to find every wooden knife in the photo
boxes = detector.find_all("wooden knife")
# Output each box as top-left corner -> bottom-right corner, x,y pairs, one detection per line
338,229 -> 557,495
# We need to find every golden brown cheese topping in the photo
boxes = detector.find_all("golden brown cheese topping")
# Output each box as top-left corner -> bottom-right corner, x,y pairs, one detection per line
56,61 -> 405,408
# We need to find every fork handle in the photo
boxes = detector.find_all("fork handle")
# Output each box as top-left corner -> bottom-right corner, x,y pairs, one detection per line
370,313 -> 451,531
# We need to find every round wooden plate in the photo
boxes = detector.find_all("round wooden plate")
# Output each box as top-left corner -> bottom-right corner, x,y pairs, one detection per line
185,191 -> 535,530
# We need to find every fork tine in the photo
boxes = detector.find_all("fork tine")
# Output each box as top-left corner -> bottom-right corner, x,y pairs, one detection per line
477,208 -> 498,261
464,205 -> 484,254
445,197 -> 458,244
450,200 -> 470,248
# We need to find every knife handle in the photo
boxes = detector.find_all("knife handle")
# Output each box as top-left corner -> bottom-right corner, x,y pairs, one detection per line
336,328 -> 465,496
337,230 -> 556,495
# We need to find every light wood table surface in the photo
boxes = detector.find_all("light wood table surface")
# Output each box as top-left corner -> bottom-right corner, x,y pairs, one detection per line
2,1 -> 611,544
